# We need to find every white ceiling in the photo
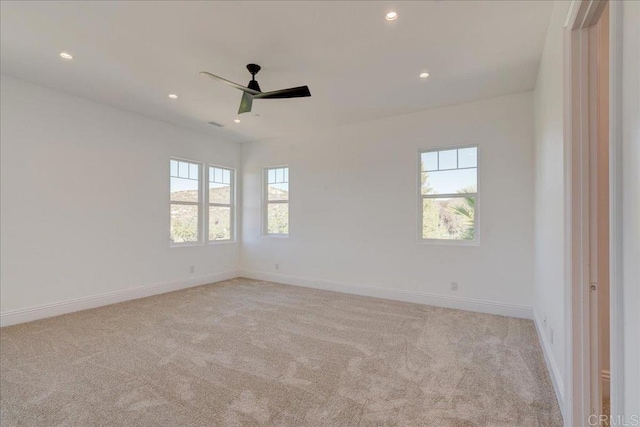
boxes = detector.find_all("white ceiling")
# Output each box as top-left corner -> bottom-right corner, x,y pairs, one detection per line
1,1 -> 553,143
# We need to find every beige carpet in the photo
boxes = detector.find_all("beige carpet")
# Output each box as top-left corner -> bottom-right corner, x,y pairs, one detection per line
1,278 -> 562,426
603,396 -> 610,426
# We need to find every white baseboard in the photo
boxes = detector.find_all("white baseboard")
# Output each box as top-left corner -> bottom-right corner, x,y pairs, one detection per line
0,270 -> 240,327
533,312 -> 565,418
240,270 -> 533,319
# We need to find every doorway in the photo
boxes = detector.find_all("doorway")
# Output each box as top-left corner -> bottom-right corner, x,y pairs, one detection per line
588,2 -> 610,421
565,0 -> 616,425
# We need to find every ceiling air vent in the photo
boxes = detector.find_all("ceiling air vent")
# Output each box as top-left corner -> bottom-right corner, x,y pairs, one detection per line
208,121 -> 225,128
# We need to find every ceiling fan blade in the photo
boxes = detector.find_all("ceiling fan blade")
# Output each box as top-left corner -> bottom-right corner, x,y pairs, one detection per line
199,71 -> 261,95
238,92 -> 253,114
253,86 -> 311,99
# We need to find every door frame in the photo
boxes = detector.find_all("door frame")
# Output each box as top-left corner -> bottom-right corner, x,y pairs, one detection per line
563,0 -> 624,424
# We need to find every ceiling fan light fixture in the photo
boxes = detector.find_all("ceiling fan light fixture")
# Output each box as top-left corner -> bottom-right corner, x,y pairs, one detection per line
385,11 -> 398,21
419,72 -> 430,79
59,52 -> 73,60
168,94 -> 178,99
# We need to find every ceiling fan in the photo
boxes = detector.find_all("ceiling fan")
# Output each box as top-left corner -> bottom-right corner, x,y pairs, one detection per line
200,64 -> 311,115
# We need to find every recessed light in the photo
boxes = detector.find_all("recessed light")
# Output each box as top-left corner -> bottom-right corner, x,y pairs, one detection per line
59,52 -> 73,60
385,11 -> 398,21
419,72 -> 430,79
234,119 -> 241,123
168,94 -> 178,99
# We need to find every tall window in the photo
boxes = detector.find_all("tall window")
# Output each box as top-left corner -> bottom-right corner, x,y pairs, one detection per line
170,159 -> 201,244
208,166 -> 234,241
264,166 -> 289,236
419,146 -> 478,242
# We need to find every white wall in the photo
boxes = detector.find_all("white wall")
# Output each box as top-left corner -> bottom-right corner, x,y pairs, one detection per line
532,0 -> 572,408
0,75 -> 241,322
241,92 -> 535,317
533,1 -> 640,419
620,0 -> 640,417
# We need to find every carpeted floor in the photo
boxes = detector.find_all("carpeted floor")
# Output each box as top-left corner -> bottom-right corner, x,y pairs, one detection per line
0,278 -> 562,426
603,396 -> 610,426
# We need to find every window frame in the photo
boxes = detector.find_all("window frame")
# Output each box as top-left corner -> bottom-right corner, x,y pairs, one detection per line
170,157 -> 203,247
262,165 -> 290,238
207,164 -> 236,244
417,144 -> 479,246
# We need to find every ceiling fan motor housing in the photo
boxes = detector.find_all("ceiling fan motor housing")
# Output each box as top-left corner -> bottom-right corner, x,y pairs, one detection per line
246,63 -> 261,76
246,64 -> 262,91
248,79 -> 261,92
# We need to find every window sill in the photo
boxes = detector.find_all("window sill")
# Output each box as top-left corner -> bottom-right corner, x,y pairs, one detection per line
170,242 -> 203,248
262,234 -> 289,239
417,238 -> 479,247
208,240 -> 237,245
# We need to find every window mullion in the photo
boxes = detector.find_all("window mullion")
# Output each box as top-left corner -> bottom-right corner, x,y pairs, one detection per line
200,162 -> 204,244
422,193 -> 477,199
171,201 -> 200,206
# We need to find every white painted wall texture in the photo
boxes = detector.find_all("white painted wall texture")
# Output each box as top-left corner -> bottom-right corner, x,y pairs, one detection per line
241,92 -> 535,314
0,75 -> 241,316
2,6 -> 638,417
532,0 -> 572,406
620,0 -> 640,417
533,1 -> 640,418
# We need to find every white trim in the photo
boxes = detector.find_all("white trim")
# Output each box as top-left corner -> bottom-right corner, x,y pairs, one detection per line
0,270 -> 240,327
563,3 -> 587,425
564,0 -> 579,28
564,2 -> 623,424
208,240 -> 238,245
170,157 -> 204,246
607,0 -> 624,418
417,145 -> 479,245
416,238 -> 479,247
563,3 -> 578,421
562,1 -> 636,422
207,164 -> 236,243
568,19 -> 593,427
240,270 -> 533,320
534,312 -> 566,419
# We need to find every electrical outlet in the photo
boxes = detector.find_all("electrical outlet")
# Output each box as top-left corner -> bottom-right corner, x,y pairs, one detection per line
549,327 -> 554,344
275,263 -> 280,271
450,281 -> 458,291
190,265 -> 195,274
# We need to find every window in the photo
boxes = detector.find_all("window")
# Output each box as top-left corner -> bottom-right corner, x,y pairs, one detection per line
208,166 -> 234,241
170,159 -> 201,244
264,166 -> 289,236
419,146 -> 478,242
